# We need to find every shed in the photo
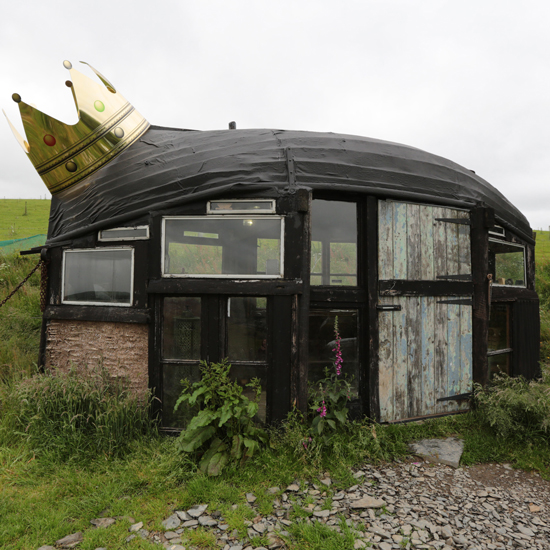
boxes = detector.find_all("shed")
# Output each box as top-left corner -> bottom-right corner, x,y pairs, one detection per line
7,61 -> 540,426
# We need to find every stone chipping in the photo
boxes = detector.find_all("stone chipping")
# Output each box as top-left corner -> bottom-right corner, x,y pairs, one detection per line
40,461 -> 550,549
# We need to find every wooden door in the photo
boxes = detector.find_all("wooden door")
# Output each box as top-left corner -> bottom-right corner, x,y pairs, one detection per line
377,200 -> 473,422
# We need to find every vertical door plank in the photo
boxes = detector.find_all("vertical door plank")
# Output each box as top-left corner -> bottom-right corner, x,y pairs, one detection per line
407,203 -> 421,280
421,296 -> 436,415
434,299 -> 448,414
378,296 -> 394,422
393,202 -> 408,279
446,301 -> 461,412
420,205 -> 435,280
407,296 -> 422,417
446,209 -> 459,277
433,207 -> 447,278
459,304 -> 473,410
394,296 -> 409,419
457,210 -> 472,275
378,201 -> 393,280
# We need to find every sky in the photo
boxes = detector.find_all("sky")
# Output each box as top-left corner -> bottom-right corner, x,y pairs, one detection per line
1,0 -> 549,230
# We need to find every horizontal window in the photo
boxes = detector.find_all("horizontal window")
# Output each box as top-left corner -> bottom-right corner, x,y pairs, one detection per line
162,217 -> 284,278
489,239 -> 526,287
207,199 -> 275,214
62,248 -> 133,306
98,226 -> 149,241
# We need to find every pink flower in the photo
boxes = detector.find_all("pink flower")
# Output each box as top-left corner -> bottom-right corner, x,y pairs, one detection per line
333,329 -> 343,376
317,400 -> 327,418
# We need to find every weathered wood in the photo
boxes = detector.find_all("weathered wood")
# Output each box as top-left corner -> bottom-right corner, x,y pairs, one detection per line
148,278 -> 303,295
393,202 -> 408,279
310,288 -> 367,302
421,296 -> 436,415
407,203 -> 421,280
366,196 -> 380,420
447,303 -> 461,401
378,200 -> 393,280
434,299 -> 448,414
433,207 -> 447,280
394,296 -> 408,419
407,296 -> 422,417
446,210 -> 459,278
459,304 -> 473,411
420,205 -> 434,280
377,296 -> 394,422
458,210 -> 472,275
44,305 -> 151,324
379,280 -> 473,296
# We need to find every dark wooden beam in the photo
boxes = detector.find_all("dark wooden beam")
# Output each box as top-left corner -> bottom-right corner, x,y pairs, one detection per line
44,306 -> 151,324
379,280 -> 473,297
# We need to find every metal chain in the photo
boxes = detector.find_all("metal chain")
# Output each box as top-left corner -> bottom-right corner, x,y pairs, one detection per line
0,260 -> 44,309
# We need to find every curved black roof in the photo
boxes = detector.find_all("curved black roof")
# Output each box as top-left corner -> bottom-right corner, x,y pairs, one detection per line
47,126 -> 532,242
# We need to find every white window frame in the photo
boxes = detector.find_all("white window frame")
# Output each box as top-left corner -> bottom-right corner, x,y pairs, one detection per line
98,225 -> 149,242
489,238 -> 526,288
162,215 -> 285,278
62,247 -> 135,307
207,199 -> 276,215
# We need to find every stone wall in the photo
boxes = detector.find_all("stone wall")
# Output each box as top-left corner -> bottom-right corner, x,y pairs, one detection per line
44,319 -> 149,397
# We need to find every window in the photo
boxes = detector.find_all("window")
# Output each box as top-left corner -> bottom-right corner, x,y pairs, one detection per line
488,303 -> 512,377
98,226 -> 149,241
162,217 -> 284,278
489,239 -> 526,287
62,248 -> 133,306
207,200 -> 276,214
310,200 -> 357,286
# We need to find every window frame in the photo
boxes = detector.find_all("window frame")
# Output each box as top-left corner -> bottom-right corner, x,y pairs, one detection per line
489,238 -> 526,288
161,215 -> 285,279
98,225 -> 149,242
61,247 -> 135,307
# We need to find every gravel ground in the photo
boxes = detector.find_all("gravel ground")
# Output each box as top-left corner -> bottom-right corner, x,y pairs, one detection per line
45,461 -> 550,550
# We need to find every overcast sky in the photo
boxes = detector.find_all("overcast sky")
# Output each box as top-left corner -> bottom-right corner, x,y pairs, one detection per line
1,1 -> 549,230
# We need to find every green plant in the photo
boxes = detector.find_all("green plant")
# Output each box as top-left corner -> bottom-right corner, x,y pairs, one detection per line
473,372 -> 550,442
0,363 -> 157,459
174,359 -> 268,476
308,317 -> 353,444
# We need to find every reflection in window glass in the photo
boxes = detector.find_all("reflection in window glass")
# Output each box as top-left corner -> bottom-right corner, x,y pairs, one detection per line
308,309 -> 359,396
164,217 -> 283,277
163,297 -> 201,360
162,364 -> 200,428
489,240 -> 525,286
488,303 -> 511,378
63,249 -> 133,305
310,200 -> 357,286
227,297 -> 267,362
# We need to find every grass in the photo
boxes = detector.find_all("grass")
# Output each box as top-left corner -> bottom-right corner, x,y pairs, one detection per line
0,199 -> 50,241
535,229 -> 550,263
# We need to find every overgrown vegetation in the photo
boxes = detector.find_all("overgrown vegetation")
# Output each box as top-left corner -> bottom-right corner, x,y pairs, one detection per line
174,359 -> 268,475
0,363 -> 157,460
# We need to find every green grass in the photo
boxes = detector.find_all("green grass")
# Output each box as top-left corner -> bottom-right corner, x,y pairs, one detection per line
535,229 -> 550,263
0,199 -> 50,241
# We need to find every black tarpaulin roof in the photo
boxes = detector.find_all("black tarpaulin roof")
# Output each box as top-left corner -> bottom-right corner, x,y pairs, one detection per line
47,126 -> 532,243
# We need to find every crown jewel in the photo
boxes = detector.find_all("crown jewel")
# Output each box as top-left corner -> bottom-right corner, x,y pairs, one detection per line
3,61 -> 150,194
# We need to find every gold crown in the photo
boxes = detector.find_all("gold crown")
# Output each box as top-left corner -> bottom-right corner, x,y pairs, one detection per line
3,60 -> 150,194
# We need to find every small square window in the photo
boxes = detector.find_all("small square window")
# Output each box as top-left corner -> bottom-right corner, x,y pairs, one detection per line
489,239 -> 526,287
62,248 -> 133,306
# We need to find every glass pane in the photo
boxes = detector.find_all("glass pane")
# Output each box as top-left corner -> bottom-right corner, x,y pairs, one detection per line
489,240 -> 525,286
229,364 -> 267,423
310,200 -> 357,286
163,297 -> 201,360
63,249 -> 132,305
164,217 -> 282,277
209,200 -> 274,213
488,304 -> 510,352
227,297 -> 267,362
308,309 -> 359,396
100,227 -> 148,240
162,364 -> 200,428
489,353 -> 510,378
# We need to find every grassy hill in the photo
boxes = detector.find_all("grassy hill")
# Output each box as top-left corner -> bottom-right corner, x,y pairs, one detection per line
535,230 -> 550,263
0,199 -> 50,241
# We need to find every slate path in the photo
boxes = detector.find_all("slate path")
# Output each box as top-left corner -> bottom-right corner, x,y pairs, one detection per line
39,461 -> 550,550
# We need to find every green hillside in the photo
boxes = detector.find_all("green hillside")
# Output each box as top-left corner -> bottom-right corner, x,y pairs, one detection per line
535,230 -> 550,263
0,199 -> 50,241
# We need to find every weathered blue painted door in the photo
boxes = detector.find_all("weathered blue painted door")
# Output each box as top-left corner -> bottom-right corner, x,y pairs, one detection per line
377,200 -> 473,422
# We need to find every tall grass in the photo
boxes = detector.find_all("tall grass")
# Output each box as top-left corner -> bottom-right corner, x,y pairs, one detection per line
0,363 -> 158,461
0,252 -> 42,381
